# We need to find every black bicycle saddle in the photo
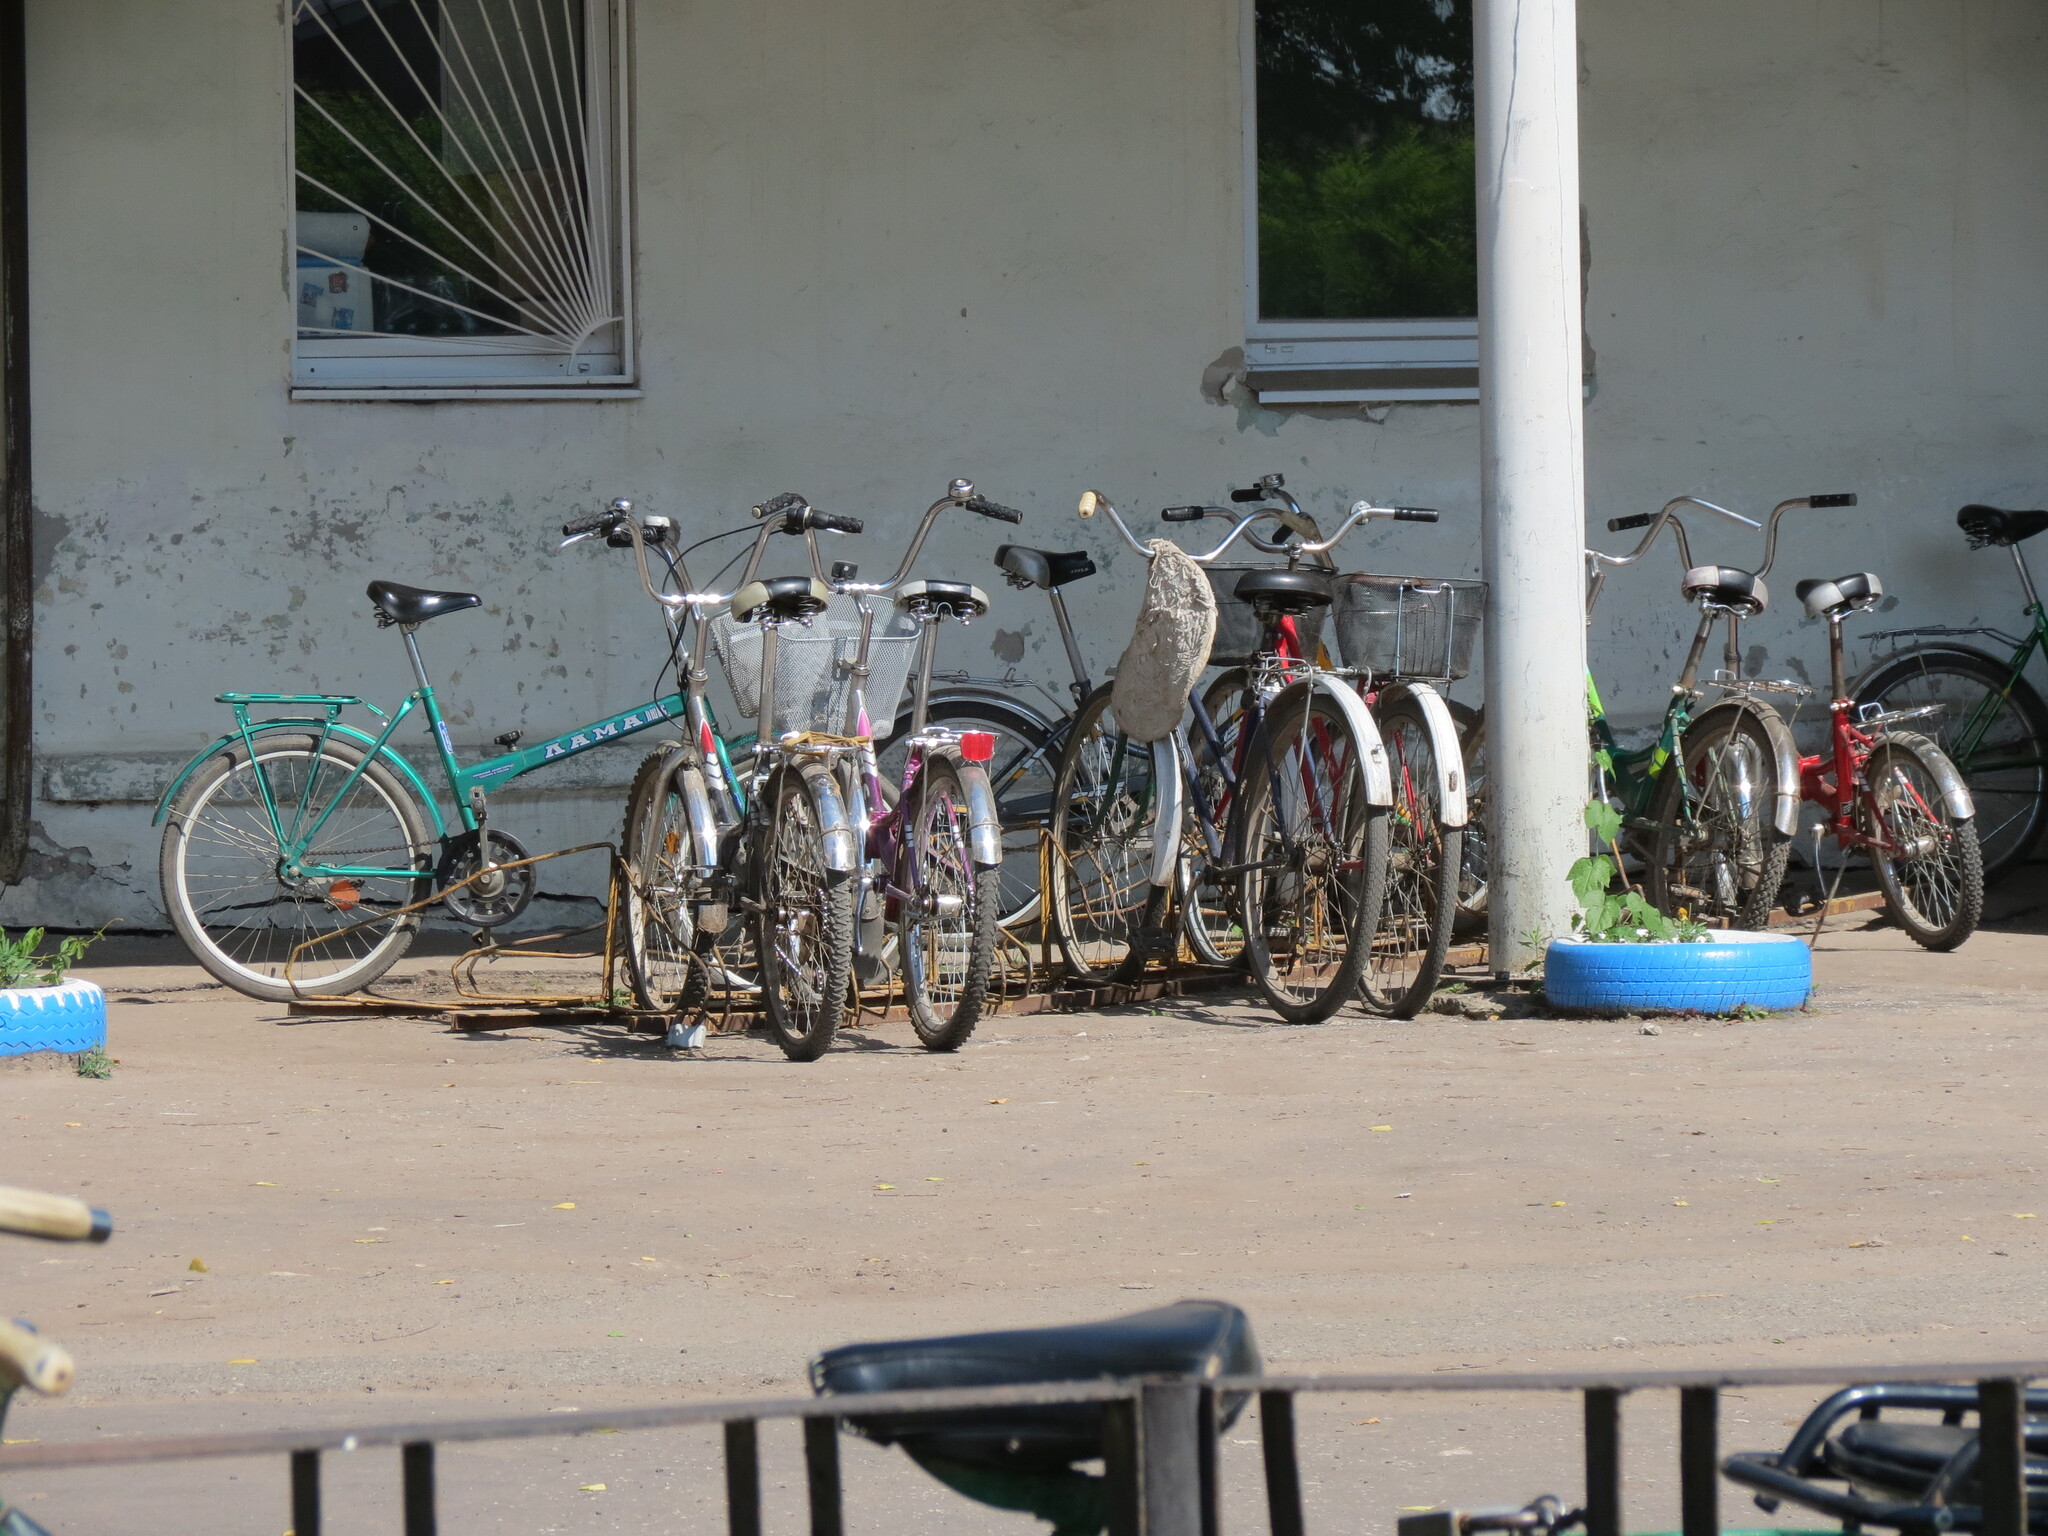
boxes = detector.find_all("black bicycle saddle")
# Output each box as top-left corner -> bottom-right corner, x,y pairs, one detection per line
1795,571 -> 1882,620
996,545 -> 1097,590
730,575 -> 831,624
1959,504 -> 2048,549
812,1299 -> 1258,1469
1235,568 -> 1333,612
366,580 -> 482,626
1680,564 -> 1768,617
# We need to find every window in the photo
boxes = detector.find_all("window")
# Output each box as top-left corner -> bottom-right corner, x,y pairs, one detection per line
1244,0 -> 1477,404
290,0 -> 632,397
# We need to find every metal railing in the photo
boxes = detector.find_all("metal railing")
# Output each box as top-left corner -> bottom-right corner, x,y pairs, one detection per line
0,1359 -> 2040,1536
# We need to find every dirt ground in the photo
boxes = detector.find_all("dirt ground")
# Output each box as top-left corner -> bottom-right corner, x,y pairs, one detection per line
4,900 -> 2048,1534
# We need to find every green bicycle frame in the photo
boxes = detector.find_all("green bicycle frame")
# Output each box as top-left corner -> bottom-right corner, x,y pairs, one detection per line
1945,612 -> 2048,776
1586,670 -> 1690,822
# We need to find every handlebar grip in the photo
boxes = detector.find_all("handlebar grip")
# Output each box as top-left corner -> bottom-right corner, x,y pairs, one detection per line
754,492 -> 806,521
1809,493 -> 1858,509
1160,505 -> 1208,523
1607,513 -> 1654,532
808,510 -> 865,536
1392,507 -> 1439,523
0,1186 -> 110,1243
1229,487 -> 1266,504
963,494 -> 1024,524
561,513 -> 613,538
0,1318 -> 73,1396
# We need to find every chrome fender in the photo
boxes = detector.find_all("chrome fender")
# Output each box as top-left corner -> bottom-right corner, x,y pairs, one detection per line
795,760 -> 860,874
677,763 -> 723,875
1377,680 -> 1468,827
1277,676 -> 1392,807
1149,736 -> 1184,889
1885,729 -> 1976,821
1686,698 -> 1802,838
956,759 -> 1005,870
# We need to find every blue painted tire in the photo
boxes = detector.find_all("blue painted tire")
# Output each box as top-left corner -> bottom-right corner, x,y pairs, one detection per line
1544,932 -> 1810,1014
0,979 -> 107,1056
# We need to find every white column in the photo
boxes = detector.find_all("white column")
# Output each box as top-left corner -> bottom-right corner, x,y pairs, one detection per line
1475,0 -> 1589,972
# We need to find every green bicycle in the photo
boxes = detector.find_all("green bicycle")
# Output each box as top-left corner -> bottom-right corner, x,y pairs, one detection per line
155,500 -> 705,1001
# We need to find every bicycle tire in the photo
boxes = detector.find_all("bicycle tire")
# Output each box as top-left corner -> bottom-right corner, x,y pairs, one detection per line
899,756 -> 1001,1050
1644,707 -> 1791,930
880,694 -> 1059,931
1180,668 -> 1252,968
159,732 -> 433,1001
1234,682 -> 1388,1023
1855,644 -> 2048,885
1864,731 -> 1984,950
1358,695 -> 1460,1017
754,762 -> 854,1060
1048,684 -> 1168,984
622,746 -> 714,1014
1447,700 -> 1488,939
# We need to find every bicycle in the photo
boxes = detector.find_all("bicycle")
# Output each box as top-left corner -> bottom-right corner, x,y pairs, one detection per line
1050,490 -> 1429,1023
155,503 -> 719,1002
1852,502 -> 2048,885
0,1184 -> 111,1536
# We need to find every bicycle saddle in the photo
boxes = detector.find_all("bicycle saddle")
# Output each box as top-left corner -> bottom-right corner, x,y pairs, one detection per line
1234,568 -> 1333,611
366,580 -> 482,627
1959,503 -> 2048,549
730,575 -> 831,624
895,579 -> 990,618
1679,565 -> 1768,617
1795,571 -> 1882,620
812,1299 -> 1259,1469
995,545 -> 1097,591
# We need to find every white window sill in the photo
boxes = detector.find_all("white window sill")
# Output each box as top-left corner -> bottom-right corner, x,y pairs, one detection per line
290,387 -> 643,402
1244,319 -> 1479,404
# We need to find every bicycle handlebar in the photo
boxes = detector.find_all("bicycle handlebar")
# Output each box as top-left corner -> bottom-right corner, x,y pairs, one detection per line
963,494 -> 1024,524
1160,505 -> 1213,523
0,1317 -> 74,1396
1756,492 -> 1859,580
798,509 -> 864,537
1229,487 -> 1266,504
0,1186 -> 110,1244
1084,488 -> 1433,566
799,478 -> 1018,597
754,492 -> 807,521
1585,495 -> 1765,616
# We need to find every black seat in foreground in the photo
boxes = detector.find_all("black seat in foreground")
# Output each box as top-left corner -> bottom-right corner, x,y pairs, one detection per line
812,1299 -> 1258,1470
1795,571 -> 1882,621
997,545 -> 1097,590
1959,503 -> 2048,549
1824,1418 -> 2048,1501
1235,568 -> 1333,612
1679,564 -> 1769,616
367,580 -> 482,627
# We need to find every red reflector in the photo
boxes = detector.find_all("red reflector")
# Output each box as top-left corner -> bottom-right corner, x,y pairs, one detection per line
960,731 -> 996,763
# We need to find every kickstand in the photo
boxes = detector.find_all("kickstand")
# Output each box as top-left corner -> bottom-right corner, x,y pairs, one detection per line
1808,823 -> 1851,949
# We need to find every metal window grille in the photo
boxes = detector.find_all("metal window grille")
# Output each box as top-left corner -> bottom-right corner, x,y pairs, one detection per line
289,0 -> 631,391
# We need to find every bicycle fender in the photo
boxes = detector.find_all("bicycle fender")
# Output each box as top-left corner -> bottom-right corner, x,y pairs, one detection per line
1300,677 -> 1394,807
1885,729 -> 1977,821
1150,736 -> 1184,889
1377,681 -> 1468,827
152,720 -> 447,837
952,758 -> 1006,869
1688,698 -> 1801,838
796,759 -> 860,874
678,762 -> 723,874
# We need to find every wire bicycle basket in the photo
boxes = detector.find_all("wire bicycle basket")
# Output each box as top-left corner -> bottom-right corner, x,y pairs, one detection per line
1332,574 -> 1487,681
709,598 -> 924,733
1204,564 -> 1331,666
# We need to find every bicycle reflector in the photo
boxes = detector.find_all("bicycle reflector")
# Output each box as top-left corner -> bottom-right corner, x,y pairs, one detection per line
959,732 -> 996,763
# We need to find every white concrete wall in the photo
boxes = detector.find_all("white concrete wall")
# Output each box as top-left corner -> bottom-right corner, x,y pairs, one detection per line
10,0 -> 2048,926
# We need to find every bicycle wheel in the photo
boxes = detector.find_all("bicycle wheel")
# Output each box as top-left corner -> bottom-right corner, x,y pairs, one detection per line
1855,646 -> 2048,885
899,756 -> 1000,1050
1234,683 -> 1388,1023
159,732 -> 433,1001
1644,708 -> 1790,929
1048,684 -> 1168,984
1358,695 -> 1460,1018
1863,731 -> 1984,950
753,762 -> 854,1060
1181,668 -> 1252,967
880,695 -> 1058,930
622,747 -> 714,1014
1447,700 -> 1488,939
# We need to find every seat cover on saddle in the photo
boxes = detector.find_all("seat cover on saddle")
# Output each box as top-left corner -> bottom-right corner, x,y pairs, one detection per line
1234,567 -> 1334,612
812,1299 -> 1259,1468
1679,565 -> 1768,617
895,579 -> 990,618
730,575 -> 831,624
996,545 -> 1097,590
1795,571 -> 1882,620
1958,503 -> 2048,549
366,580 -> 482,626
1824,1419 -> 2048,1499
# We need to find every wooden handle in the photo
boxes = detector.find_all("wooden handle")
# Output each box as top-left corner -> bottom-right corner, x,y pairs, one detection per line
0,1185 -> 110,1243
0,1318 -> 74,1396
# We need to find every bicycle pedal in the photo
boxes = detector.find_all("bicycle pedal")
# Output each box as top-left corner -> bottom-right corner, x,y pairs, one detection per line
1135,926 -> 1176,956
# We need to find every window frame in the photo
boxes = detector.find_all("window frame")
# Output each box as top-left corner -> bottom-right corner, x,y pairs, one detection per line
1238,0 -> 1478,406
285,0 -> 637,401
